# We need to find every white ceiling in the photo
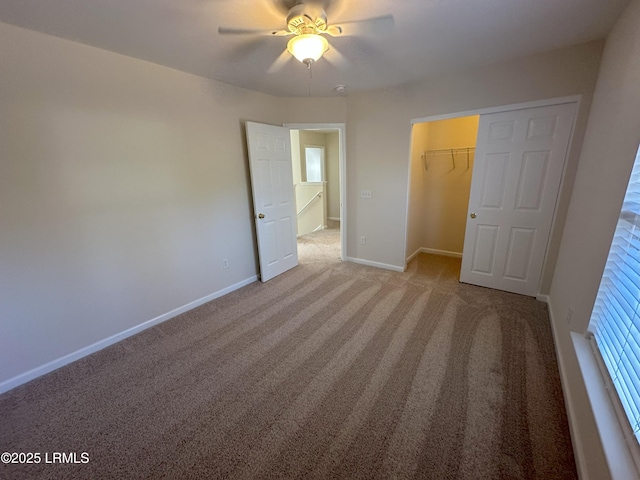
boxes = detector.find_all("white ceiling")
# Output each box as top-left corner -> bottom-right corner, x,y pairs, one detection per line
0,0 -> 630,97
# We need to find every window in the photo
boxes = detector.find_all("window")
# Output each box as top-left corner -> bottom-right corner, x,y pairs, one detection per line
590,145 -> 640,445
304,146 -> 324,182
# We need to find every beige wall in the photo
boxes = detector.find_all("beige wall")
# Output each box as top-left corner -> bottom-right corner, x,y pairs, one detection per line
407,116 -> 479,258
345,41 -> 603,276
280,97 -> 348,126
549,1 -> 640,477
0,22 -> 283,385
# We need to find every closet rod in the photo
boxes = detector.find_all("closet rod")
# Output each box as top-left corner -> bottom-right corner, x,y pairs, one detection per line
424,146 -> 476,155
422,146 -> 475,170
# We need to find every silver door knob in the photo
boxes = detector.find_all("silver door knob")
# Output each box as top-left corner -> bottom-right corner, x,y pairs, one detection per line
470,213 -> 477,219
258,213 -> 265,219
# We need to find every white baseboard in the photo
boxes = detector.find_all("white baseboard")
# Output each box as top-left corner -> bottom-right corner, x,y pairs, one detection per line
406,247 -> 463,264
421,247 -> 462,258
406,248 -> 422,264
327,217 -> 341,222
0,275 -> 258,394
536,293 -> 550,303
346,256 -> 405,272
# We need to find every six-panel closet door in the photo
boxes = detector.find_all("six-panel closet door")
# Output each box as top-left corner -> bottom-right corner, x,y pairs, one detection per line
460,102 -> 576,296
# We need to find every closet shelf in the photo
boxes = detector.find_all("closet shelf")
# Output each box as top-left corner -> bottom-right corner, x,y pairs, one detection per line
421,146 -> 475,171
424,146 -> 475,155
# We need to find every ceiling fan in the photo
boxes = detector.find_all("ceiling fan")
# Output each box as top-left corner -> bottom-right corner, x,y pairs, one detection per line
218,0 -> 393,73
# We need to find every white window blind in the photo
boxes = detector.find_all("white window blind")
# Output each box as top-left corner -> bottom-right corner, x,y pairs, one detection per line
590,145 -> 640,444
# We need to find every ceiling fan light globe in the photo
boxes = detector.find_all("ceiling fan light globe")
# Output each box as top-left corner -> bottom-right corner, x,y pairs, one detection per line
287,34 -> 329,64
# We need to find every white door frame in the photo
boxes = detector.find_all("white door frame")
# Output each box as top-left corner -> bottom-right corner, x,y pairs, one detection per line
285,123 -> 347,261
404,95 -> 582,295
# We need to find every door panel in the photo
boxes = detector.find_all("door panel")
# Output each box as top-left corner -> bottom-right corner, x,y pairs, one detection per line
246,122 -> 298,282
257,160 -> 274,207
488,120 -> 515,142
480,153 -> 509,208
280,215 -> 295,259
503,227 -> 536,280
527,115 -> 557,140
460,103 -> 576,296
263,219 -> 279,265
471,225 -> 499,275
515,152 -> 549,211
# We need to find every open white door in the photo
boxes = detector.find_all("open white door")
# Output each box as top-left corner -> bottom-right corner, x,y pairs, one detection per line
460,102 -> 576,296
246,122 -> 298,282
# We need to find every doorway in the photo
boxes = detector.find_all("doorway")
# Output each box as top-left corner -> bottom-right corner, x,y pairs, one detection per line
406,115 -> 480,262
286,123 -> 346,264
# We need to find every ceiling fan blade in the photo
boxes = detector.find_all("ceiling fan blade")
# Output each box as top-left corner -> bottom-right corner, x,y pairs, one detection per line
325,14 -> 394,37
218,27 -> 291,36
267,49 -> 292,73
324,45 -> 349,70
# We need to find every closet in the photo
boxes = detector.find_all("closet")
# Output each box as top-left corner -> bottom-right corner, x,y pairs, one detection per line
406,115 -> 480,261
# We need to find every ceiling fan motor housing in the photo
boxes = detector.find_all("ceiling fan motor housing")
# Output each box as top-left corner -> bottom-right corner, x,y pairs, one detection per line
286,4 -> 328,34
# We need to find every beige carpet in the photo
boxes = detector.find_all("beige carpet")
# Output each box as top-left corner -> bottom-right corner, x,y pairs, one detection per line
0,253 -> 576,479
297,227 -> 341,264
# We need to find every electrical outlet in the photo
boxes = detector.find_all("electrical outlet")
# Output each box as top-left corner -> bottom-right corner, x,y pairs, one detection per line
361,190 -> 372,199
222,258 -> 229,269
565,307 -> 573,325
360,236 -> 366,245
